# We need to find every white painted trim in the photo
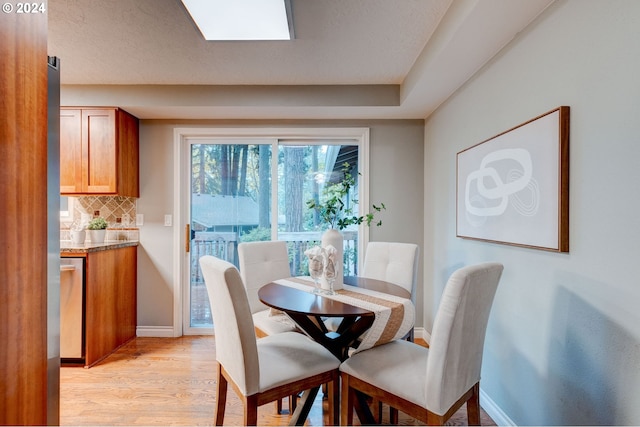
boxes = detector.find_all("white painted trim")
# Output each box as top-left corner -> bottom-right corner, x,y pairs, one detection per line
413,326 -> 430,344
480,387 -> 516,426
172,128 -> 184,338
270,138 -> 279,241
173,127 -> 370,139
136,326 -> 176,338
356,128 -> 371,273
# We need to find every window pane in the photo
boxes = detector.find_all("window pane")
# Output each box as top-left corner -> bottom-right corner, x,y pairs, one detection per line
277,144 -> 360,276
189,143 -> 272,327
187,140 -> 362,329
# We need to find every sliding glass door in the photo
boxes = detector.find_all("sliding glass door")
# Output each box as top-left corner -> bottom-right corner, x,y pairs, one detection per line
188,140 -> 273,328
180,130 -> 368,333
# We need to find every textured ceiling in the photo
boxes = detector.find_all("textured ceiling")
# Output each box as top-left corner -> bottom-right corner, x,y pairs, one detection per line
48,0 -> 555,119
49,0 -> 449,85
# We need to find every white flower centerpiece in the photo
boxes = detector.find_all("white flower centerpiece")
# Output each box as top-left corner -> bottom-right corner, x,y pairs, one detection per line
306,162 -> 385,291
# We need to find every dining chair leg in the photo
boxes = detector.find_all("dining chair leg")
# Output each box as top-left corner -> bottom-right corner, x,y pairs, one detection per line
275,395 -> 298,415
289,393 -> 298,413
214,364 -> 227,426
244,395 -> 259,426
326,378 -> 339,425
341,375 -> 354,426
466,383 -> 481,425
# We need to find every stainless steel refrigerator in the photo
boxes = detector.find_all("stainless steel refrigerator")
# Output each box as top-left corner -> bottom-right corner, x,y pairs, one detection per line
47,55 -> 61,425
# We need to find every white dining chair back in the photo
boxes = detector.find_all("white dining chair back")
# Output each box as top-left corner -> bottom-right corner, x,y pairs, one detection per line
237,240 -> 299,413
426,262 -> 503,414
199,255 -> 340,426
324,241 -> 420,343
362,241 -> 419,302
340,262 -> 504,426
202,255 -> 260,395
238,240 -> 291,314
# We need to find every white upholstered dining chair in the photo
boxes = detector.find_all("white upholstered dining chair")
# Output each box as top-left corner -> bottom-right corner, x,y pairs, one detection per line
325,241 -> 419,341
237,240 -> 300,414
362,241 -> 419,341
361,241 -> 420,302
339,262 -> 504,426
238,240 -> 298,337
199,255 -> 340,426
357,241 -> 421,422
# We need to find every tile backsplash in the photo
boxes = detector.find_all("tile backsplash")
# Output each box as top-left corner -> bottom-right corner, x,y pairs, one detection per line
60,196 -> 139,242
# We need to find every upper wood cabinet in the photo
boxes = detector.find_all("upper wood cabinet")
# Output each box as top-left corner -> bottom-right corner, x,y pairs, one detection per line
60,107 -> 139,197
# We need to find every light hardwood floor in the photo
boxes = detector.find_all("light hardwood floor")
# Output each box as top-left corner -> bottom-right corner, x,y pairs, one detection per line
60,336 -> 496,426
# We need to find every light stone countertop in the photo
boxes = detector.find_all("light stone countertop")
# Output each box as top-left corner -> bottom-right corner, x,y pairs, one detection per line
60,240 -> 139,254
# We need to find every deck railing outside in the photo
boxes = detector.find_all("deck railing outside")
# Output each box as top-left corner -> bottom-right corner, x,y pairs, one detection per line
189,230 -> 358,326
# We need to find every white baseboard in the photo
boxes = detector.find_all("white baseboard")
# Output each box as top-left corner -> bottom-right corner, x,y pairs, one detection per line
480,387 -> 515,426
414,326 -> 431,344
136,326 -> 176,337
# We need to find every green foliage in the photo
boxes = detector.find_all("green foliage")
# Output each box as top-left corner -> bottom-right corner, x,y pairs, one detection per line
240,227 -> 272,242
87,217 -> 108,230
306,163 -> 386,230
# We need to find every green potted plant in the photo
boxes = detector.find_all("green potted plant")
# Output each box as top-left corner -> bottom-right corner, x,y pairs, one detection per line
306,162 -> 386,289
306,162 -> 386,231
87,217 -> 108,244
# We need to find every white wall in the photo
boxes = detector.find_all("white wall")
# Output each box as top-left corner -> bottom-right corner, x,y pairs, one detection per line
424,0 -> 640,425
136,119 -> 425,330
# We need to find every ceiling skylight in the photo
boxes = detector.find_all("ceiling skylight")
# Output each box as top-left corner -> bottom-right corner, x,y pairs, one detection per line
181,0 -> 294,41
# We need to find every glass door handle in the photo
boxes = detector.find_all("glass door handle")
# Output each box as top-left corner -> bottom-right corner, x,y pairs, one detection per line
185,224 -> 190,253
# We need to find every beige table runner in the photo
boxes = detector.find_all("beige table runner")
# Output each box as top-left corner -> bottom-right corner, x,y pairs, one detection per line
273,277 -> 415,354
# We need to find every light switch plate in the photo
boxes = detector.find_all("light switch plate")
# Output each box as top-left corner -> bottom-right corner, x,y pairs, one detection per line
164,214 -> 172,227
136,214 -> 144,226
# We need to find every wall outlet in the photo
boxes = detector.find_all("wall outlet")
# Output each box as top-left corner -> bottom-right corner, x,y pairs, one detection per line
122,213 -> 131,226
164,214 -> 172,227
136,214 -> 144,226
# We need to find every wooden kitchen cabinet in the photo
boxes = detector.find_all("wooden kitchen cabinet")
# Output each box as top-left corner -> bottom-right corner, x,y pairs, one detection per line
60,107 -> 139,197
62,245 -> 137,368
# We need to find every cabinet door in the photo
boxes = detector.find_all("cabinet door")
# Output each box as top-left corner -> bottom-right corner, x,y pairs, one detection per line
84,246 -> 137,367
60,109 -> 83,193
82,109 -> 116,193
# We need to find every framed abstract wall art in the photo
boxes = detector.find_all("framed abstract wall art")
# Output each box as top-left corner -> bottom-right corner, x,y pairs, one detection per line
456,106 -> 570,252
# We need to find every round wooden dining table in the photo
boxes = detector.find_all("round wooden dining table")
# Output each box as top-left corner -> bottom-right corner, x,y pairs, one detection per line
258,276 -> 411,362
259,276 -> 412,425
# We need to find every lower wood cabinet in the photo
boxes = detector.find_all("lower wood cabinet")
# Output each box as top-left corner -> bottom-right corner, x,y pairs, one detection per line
62,245 -> 137,367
